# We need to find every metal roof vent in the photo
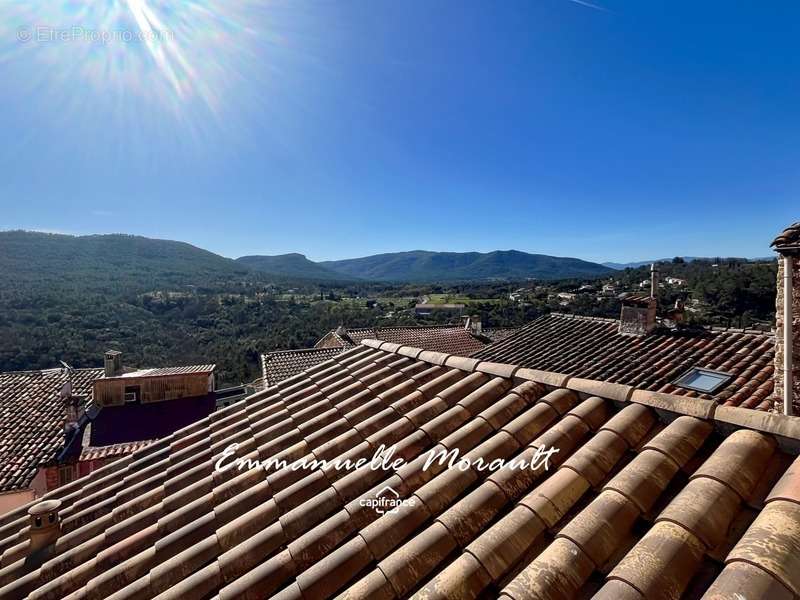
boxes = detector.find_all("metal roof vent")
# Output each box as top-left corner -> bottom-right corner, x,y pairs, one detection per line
28,499 -> 62,552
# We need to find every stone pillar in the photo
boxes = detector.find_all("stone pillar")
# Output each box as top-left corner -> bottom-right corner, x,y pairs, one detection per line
774,255 -> 800,412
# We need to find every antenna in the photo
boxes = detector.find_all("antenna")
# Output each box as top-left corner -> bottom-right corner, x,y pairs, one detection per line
59,361 -> 74,399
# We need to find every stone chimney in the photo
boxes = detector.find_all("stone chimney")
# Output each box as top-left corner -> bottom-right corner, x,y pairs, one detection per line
772,222 -> 800,414
28,500 -> 62,553
619,294 -> 657,336
465,315 -> 482,336
104,350 -> 123,378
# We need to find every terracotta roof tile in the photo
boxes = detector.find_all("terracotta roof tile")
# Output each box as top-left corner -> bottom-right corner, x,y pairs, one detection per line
261,348 -> 344,387
0,367 -> 104,491
474,313 -> 776,409
771,221 -> 800,249
316,325 -> 494,356
3,342 -> 800,599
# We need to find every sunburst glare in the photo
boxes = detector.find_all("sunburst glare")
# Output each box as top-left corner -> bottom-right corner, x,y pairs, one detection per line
1,1 -> 270,130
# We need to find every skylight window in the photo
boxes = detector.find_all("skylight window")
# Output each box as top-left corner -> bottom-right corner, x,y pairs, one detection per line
673,367 -> 733,394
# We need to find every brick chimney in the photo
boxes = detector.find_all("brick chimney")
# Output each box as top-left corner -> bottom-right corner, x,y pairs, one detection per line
104,350 -> 123,377
772,222 -> 800,415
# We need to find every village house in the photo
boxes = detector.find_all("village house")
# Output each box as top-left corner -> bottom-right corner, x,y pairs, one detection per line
0,352 -> 218,512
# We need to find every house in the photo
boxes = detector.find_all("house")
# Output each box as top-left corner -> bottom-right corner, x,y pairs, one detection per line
473,311 -> 775,410
1,339 -> 800,599
87,357 -> 217,447
0,367 -> 103,514
664,276 -> 687,286
0,352 -> 218,513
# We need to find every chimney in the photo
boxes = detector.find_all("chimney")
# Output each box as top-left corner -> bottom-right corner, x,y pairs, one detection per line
28,500 -> 62,553
60,381 -> 80,440
104,350 -> 123,377
671,299 -> 686,324
650,263 -> 659,298
464,315 -> 482,336
618,294 -> 657,336
771,222 -> 800,415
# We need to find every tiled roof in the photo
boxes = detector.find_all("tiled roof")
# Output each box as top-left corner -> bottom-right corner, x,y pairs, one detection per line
0,368 -> 104,492
262,348 -> 345,387
482,327 -> 519,343
2,341 -> 800,599
322,325 -> 489,356
113,364 -> 215,378
473,312 -> 776,410
772,221 -> 800,249
79,439 -> 154,462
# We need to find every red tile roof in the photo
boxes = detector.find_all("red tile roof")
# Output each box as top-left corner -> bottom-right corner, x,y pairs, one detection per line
78,439 -> 154,462
481,327 -> 518,343
0,368 -> 104,492
473,313 -> 776,410
262,348 -> 345,387
319,325 -> 489,355
772,221 -> 800,250
1,341 -> 800,599
110,364 -> 216,378
258,325 -> 505,387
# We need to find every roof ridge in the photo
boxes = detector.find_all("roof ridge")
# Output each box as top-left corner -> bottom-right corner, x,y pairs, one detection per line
263,347 -> 342,356
0,367 -> 104,377
547,312 -> 619,324
545,312 -> 773,336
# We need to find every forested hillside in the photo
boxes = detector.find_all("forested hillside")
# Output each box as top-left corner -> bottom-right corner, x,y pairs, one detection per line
236,253 -> 351,281
321,249 -> 613,281
0,232 -> 779,385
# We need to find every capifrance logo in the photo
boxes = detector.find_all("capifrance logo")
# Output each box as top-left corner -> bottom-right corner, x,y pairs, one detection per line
360,485 -> 411,514
214,442 -> 559,514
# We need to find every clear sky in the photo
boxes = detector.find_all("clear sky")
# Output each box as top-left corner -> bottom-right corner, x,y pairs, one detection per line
0,1 -> 797,263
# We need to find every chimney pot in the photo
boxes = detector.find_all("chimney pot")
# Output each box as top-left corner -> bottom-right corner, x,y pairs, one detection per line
28,499 -> 62,552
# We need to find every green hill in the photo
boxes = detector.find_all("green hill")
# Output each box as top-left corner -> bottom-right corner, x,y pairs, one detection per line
0,230 -> 249,290
320,250 -> 613,281
236,253 -> 354,281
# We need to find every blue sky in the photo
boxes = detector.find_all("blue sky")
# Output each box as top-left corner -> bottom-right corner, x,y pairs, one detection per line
0,1 -> 797,262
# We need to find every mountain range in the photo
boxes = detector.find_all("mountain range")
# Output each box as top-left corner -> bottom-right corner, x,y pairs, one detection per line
2,230 -> 614,284
316,250 -> 612,281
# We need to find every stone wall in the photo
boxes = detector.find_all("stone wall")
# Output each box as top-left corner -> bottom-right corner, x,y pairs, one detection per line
774,256 -> 800,412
